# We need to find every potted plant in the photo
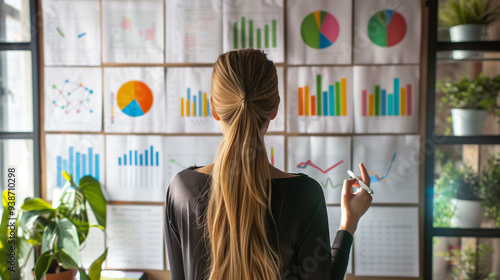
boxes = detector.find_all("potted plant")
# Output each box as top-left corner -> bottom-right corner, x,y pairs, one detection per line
439,0 -> 500,59
435,162 -> 484,228
0,172 -> 107,280
437,73 -> 500,136
481,154 -> 500,227
450,242 -> 497,280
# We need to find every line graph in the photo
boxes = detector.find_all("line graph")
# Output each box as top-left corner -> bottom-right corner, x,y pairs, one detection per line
369,152 -> 396,183
49,79 -> 95,115
296,159 -> 344,174
320,177 -> 343,189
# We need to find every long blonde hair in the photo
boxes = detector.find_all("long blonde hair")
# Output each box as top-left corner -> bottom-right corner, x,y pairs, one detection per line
207,49 -> 281,280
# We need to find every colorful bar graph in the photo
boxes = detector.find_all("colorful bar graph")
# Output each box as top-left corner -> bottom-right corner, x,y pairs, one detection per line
56,146 -> 100,187
233,16 -> 278,49
297,76 -> 348,117
181,88 -> 210,117
361,79 -> 413,117
118,146 -> 160,168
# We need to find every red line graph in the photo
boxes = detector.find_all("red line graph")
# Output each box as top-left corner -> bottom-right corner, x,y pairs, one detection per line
296,159 -> 344,174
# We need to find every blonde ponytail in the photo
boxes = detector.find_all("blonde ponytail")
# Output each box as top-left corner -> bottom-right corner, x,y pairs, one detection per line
207,49 -> 281,280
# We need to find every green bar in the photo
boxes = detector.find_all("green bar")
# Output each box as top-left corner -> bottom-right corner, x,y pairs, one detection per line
375,85 -> 380,116
265,24 -> 269,48
257,28 -> 261,48
249,20 -> 254,48
335,81 -> 341,115
317,75 -> 322,116
241,17 -> 246,49
233,22 -> 238,49
272,20 -> 277,48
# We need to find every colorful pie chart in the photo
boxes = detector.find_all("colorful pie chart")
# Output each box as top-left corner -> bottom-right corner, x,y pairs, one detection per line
116,80 -> 153,117
301,11 -> 340,49
367,9 -> 407,47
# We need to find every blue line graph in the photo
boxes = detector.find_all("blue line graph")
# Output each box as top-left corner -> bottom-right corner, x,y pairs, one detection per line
369,152 -> 396,183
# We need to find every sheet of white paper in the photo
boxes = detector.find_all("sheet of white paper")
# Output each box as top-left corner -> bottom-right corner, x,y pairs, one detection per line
42,0 -> 101,66
354,207 -> 419,277
264,135 -> 285,170
164,136 -> 221,182
268,67 -> 285,132
326,207 -> 353,275
104,67 -> 166,133
287,136 -> 351,204
353,135 -> 420,203
353,0 -> 421,64
353,65 -> 419,133
166,0 -> 222,63
105,135 -> 166,202
45,134 -> 105,201
102,0 -> 164,63
44,67 -> 102,132
287,67 -> 353,133
106,205 -> 164,270
286,0 -> 352,65
165,67 -> 220,133
80,207 -> 106,268
222,0 -> 284,63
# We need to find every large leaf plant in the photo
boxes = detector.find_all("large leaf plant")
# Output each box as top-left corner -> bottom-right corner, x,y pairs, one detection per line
0,172 -> 107,280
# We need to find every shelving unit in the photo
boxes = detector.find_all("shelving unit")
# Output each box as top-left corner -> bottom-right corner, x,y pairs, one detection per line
424,1 -> 500,279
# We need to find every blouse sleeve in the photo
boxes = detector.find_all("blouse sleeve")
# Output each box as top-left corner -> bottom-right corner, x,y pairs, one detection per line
165,186 -> 186,280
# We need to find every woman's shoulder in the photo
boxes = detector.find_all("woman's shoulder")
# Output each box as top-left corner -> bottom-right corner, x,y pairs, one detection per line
272,174 -> 325,205
167,167 -> 210,204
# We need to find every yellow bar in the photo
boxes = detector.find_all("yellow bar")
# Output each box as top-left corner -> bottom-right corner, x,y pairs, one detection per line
341,78 -> 347,116
400,88 -> 406,116
186,100 -> 189,116
368,94 -> 374,116
192,102 -> 195,117
203,92 -> 207,117
181,97 -> 184,117
304,86 -> 310,116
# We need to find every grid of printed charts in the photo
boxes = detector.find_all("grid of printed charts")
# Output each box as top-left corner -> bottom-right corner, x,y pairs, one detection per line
42,0 -> 422,277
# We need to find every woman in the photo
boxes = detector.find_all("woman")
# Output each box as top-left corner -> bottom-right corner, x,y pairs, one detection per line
165,49 -> 372,280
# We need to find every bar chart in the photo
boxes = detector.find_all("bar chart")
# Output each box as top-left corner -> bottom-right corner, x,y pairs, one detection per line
361,78 -> 412,117
233,16 -> 278,49
297,75 -> 347,117
56,146 -> 100,187
180,88 -> 211,117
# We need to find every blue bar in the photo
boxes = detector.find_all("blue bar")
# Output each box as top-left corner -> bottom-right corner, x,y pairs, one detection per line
156,152 -> 159,166
124,154 -> 127,165
381,89 -> 387,116
198,90 -> 202,116
394,78 -> 400,116
329,85 -> 334,116
187,88 -> 191,104
135,150 -> 138,166
388,94 -> 394,116
119,158 -> 121,166
323,91 -> 328,116
69,147 -> 74,176
140,154 -> 143,166
129,151 -> 132,166
193,96 -> 197,117
76,152 -> 80,183
82,155 -> 87,175
207,98 -> 211,116
150,146 -> 153,166
95,154 -> 99,181
145,150 -> 148,166
57,156 -> 62,187
89,148 -> 93,177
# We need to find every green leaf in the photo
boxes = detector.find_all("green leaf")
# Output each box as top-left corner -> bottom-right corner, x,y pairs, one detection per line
54,248 -> 79,270
0,191 -> 21,280
88,248 -> 108,280
55,218 -> 81,266
42,222 -> 57,253
34,250 -> 55,280
57,185 -> 89,244
79,176 -> 107,228
20,198 -> 54,212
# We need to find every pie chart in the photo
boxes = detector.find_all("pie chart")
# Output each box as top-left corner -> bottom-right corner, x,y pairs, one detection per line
367,9 -> 407,47
301,11 -> 339,49
116,80 -> 153,117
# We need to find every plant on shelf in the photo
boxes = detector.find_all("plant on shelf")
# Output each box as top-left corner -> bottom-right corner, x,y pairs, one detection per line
481,154 -> 500,227
0,172 -> 107,280
434,162 -> 484,228
451,242 -> 498,280
437,73 -> 500,135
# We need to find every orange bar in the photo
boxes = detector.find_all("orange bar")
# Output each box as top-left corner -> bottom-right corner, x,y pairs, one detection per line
400,88 -> 406,116
304,86 -> 310,116
311,96 -> 316,116
203,93 -> 208,116
298,87 -> 304,116
186,100 -> 189,116
192,102 -> 195,117
181,97 -> 185,117
341,78 -> 347,116
368,94 -> 374,116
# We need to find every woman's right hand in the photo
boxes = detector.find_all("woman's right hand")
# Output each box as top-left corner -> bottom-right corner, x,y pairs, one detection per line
339,163 -> 372,236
